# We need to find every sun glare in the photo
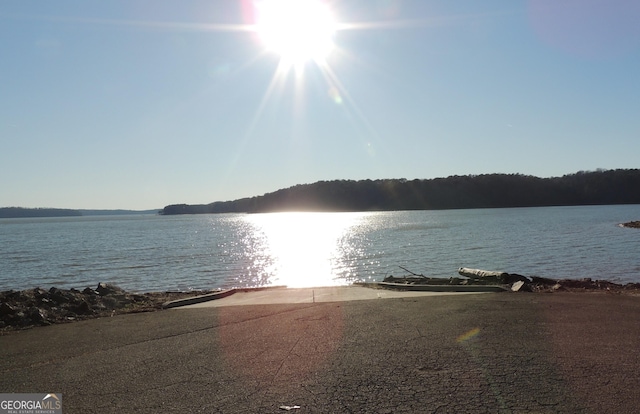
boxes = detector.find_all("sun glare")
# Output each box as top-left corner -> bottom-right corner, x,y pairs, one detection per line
248,212 -> 360,287
254,0 -> 337,66
236,0 -> 413,162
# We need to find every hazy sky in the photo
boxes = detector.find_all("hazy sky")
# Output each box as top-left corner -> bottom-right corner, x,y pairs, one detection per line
1,1 -> 639,210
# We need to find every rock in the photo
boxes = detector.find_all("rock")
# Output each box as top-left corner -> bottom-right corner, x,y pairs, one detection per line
0,302 -> 15,316
100,296 -> 118,308
83,287 -> 97,295
96,283 -> 125,296
558,279 -> 596,289
38,297 -> 52,307
26,307 -> 48,325
4,290 -> 25,301
72,300 -> 94,315
94,303 -> 107,311
48,287 -> 70,304
33,288 -> 47,297
596,280 -> 620,290
111,294 -> 133,306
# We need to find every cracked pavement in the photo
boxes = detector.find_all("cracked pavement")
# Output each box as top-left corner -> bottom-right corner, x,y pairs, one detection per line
2,292 -> 639,413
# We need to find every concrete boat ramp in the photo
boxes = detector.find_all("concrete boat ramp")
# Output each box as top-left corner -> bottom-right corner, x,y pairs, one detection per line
164,284 -> 503,308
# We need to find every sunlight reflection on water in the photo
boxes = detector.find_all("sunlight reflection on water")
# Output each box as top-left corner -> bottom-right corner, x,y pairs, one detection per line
246,212 -> 365,287
2,205 -> 639,292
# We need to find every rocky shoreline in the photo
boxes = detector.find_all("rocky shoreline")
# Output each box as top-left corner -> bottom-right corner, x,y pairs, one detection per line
621,220 -> 640,228
0,283 -> 217,334
2,278 -> 640,334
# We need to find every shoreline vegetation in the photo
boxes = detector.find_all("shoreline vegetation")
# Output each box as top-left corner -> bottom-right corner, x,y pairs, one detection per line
161,169 -> 640,215
2,170 -> 639,218
2,277 -> 640,334
0,207 -> 82,218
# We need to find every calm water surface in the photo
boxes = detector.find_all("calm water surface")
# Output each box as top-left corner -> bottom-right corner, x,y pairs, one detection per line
1,205 -> 639,292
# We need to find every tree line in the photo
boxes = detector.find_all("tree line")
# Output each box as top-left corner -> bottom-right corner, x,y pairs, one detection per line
161,169 -> 640,215
0,207 -> 82,218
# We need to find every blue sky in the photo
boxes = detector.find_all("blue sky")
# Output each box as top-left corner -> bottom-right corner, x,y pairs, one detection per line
1,0 -> 639,210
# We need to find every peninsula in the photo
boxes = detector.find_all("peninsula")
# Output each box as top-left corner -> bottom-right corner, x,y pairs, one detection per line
161,168 -> 640,215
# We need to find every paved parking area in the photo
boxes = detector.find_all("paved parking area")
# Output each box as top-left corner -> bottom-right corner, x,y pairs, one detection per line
2,291 -> 639,413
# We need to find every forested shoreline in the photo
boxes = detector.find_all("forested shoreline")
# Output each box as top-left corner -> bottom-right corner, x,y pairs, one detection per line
161,169 -> 640,215
0,208 -> 156,219
0,207 -> 82,218
4,169 -> 637,218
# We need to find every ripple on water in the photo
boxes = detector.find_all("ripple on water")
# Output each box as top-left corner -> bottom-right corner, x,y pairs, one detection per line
1,206 -> 639,291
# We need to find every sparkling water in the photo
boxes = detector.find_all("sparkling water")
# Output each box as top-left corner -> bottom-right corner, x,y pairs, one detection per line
1,205 -> 639,292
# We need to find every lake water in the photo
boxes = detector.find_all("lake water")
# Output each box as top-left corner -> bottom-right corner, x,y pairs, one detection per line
1,205 -> 639,292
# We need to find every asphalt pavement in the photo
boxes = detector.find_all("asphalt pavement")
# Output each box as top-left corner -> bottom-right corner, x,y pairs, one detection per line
2,288 -> 639,413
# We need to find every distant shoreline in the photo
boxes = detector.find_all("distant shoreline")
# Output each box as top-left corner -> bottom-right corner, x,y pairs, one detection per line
160,169 -> 640,215
0,207 -> 158,219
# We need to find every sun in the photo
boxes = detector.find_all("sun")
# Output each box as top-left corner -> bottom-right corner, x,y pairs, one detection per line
254,0 -> 337,66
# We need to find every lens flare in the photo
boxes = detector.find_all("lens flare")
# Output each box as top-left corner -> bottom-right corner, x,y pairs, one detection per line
328,86 -> 343,104
456,327 -> 481,343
